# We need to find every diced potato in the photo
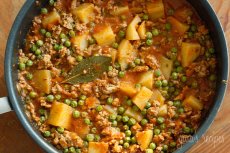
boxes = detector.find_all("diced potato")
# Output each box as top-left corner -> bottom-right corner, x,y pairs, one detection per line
104,105 -> 117,114
183,95 -> 203,110
126,15 -> 141,40
110,48 -> 117,64
72,3 -> 95,24
150,89 -> 165,105
33,70 -> 52,94
158,104 -> 168,116
42,10 -> 61,29
158,55 -> 173,80
130,7 -> 143,13
71,118 -> 90,138
147,0 -> 165,20
136,130 -> 153,151
71,34 -> 88,51
174,7 -> 193,22
47,102 -> 73,129
124,107 -> 143,122
88,142 -> 109,153
138,71 -> 154,89
181,42 -> 201,67
167,17 -> 189,35
93,25 -> 116,46
111,6 -> 129,15
132,87 -> 153,110
118,39 -> 137,70
119,81 -> 137,97
85,97 -> 100,109
137,21 -> 146,39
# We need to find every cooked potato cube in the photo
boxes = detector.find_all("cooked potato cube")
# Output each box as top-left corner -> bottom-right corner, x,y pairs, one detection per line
71,34 -> 88,51
85,97 -> 100,109
47,102 -> 73,129
167,17 -> 189,35
158,104 -> 168,116
126,15 -> 141,40
174,7 -> 193,22
138,70 -> 154,89
159,55 -> 173,80
88,142 -> 109,153
42,10 -> 61,29
136,130 -> 153,150
181,42 -> 201,67
72,3 -> 95,24
124,107 -> 143,122
147,0 -> 165,20
137,21 -> 146,39
150,89 -> 165,105
111,6 -> 129,15
93,25 -> 116,46
120,81 -> 137,97
132,87 -> 153,110
118,39 -> 137,70
71,118 -> 90,138
33,70 -> 51,94
183,95 -> 203,110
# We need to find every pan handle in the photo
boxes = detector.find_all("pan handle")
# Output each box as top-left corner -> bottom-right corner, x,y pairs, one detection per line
0,97 -> 12,114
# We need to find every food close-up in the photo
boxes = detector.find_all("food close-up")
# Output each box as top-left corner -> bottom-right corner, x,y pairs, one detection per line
16,0 -> 218,152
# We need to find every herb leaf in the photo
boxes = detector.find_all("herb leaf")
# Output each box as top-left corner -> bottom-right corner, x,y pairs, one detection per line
62,56 -> 112,84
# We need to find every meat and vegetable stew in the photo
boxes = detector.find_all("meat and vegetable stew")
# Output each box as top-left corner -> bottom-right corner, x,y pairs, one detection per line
17,0 -> 217,152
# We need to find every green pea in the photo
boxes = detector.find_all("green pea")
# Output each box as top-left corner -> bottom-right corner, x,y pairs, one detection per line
57,127 -> 64,134
160,123 -> 166,129
171,72 -> 178,80
41,8 -> 48,14
154,69 -> 161,77
96,105 -> 103,112
40,116 -> 46,123
171,47 -> 177,53
174,60 -> 181,67
26,60 -> 33,67
112,120 -> 118,127
170,141 -> 176,148
173,100 -> 181,107
55,95 -> 61,100
30,44 -> 37,52
176,66 -> 183,73
69,30 -> 75,37
116,115 -> 122,122
49,0 -> 55,6
190,24 -> 197,32
146,149 -> 153,153
86,134 -> 94,142
165,23 -> 171,30
124,137 -> 131,142
84,118 -> 91,125
45,32 -> 51,38
141,119 -> 148,126
35,49 -> 42,55
36,40 -> 43,47
141,109 -> 147,115
126,99 -> 132,106
107,97 -> 113,105
26,73 -> 33,80
112,42 -> 119,49
94,135 -> 100,141
205,51 -> 211,58
162,80 -> 168,87
64,40 -> 71,47
128,118 -> 136,126
134,58 -> 141,65
146,32 -> 153,39
125,130 -> 132,137
129,62 -> 136,68
183,126 -> 191,134
88,38 -> 96,45
209,74 -> 216,81
152,28 -> 159,36
114,62 -> 121,69
69,147 -> 76,153
168,86 -> 175,93
118,106 -> 125,114
132,105 -> 139,111
188,31 -> 194,38
39,108 -> 46,115
76,55 -> 83,62
80,95 -> 87,100
123,125 -> 129,130
46,95 -> 54,102
118,71 -> 125,78
191,81 -> 198,88
63,148 -> 69,153
70,100 -> 78,108
123,142 -> 129,148
109,114 -> 117,121
81,112 -> 88,118
29,91 -> 37,98
122,115 -> 129,123
19,63 -> 26,70
142,14 -> 149,20
78,100 -> 85,106
40,28 -> 46,35
59,33 -> 66,39
162,144 -> 168,151
209,48 -> 215,54
157,116 -> 165,124
64,99 -> 71,105
43,131 -> 51,137
149,142 -> 156,149
118,30 -> 125,38
178,107 -> 184,114
131,137 -> 136,144
181,76 -> 187,82
146,39 -> 153,46
154,128 -> 161,135
145,102 -> 151,109
155,80 -> 162,88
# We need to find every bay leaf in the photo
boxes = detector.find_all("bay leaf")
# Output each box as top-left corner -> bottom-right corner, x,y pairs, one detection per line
62,56 -> 112,84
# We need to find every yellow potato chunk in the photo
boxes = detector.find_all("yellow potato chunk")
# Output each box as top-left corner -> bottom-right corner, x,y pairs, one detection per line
124,107 -> 143,122
138,70 -> 154,89
158,104 -> 168,116
181,42 -> 201,67
159,55 -> 173,80
111,6 -> 129,15
132,87 -> 153,110
147,0 -> 165,20
183,95 -> 203,110
119,81 -> 137,97
167,17 -> 189,35
71,34 -> 88,51
71,118 -> 90,139
126,15 -> 141,40
47,102 -> 73,129
88,142 -> 109,153
72,3 -> 95,24
137,21 -> 147,39
118,39 -> 137,70
33,70 -> 51,94
42,10 -> 61,29
150,89 -> 165,105
93,25 -> 116,46
85,97 -> 100,109
136,130 -> 153,151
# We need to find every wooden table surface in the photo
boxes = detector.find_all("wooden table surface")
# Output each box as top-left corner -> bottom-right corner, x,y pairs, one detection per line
0,0 -> 229,153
